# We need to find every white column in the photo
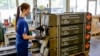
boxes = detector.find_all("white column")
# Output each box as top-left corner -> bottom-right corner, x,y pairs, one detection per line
63,0 -> 70,12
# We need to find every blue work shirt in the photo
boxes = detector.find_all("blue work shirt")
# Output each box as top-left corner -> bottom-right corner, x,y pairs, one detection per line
16,17 -> 29,56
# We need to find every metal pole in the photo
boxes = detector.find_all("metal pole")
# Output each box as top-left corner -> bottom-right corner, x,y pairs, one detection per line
33,0 -> 37,26
87,0 -> 89,12
16,0 -> 19,7
95,0 -> 97,14
76,0 -> 77,12
49,0 -> 51,13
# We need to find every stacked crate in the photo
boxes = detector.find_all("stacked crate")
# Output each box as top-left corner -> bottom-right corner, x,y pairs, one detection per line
48,14 -> 58,56
59,13 -> 84,56
48,12 -> 92,56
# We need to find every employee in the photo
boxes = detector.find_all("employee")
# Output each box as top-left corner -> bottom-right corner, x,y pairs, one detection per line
16,3 -> 44,56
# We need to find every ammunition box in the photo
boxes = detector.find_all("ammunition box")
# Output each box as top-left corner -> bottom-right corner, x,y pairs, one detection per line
61,24 -> 84,36
49,27 -> 57,38
50,38 -> 57,50
61,34 -> 83,47
61,44 -> 83,56
48,13 -> 92,26
49,14 -> 57,26
49,24 -> 86,38
50,49 -> 57,56
60,13 -> 84,25
75,12 -> 92,22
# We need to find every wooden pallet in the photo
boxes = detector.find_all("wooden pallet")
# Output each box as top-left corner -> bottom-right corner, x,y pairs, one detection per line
92,33 -> 100,36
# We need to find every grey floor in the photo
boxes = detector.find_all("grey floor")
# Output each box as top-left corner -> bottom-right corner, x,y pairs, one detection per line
89,36 -> 100,56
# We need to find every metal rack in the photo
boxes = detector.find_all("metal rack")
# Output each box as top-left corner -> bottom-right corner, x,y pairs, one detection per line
0,46 -> 16,56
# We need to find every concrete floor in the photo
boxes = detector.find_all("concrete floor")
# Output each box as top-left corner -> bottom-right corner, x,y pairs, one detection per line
89,36 -> 100,56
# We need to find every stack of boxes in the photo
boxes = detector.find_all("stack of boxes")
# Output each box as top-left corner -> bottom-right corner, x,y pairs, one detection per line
48,14 -> 58,56
59,13 -> 84,56
60,13 -> 92,56
48,12 -> 92,56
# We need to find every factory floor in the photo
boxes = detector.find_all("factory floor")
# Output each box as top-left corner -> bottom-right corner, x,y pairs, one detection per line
89,36 -> 100,56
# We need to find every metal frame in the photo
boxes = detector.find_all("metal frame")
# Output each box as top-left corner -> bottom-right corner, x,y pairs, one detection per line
16,0 -> 19,7
66,0 -> 70,12
49,0 -> 51,13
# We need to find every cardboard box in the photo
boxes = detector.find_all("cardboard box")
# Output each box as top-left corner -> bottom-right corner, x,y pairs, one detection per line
91,16 -> 100,34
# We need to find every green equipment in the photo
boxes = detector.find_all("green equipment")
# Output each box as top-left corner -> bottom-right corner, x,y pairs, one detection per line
0,23 -> 4,42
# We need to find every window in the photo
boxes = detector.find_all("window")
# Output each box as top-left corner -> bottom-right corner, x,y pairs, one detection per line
70,0 -> 87,12
0,0 -> 16,23
9,0 -> 16,9
88,1 -> 96,15
0,0 -> 8,10
97,0 -> 100,14
37,0 -> 49,13
51,0 -> 64,13
70,0 -> 77,12
77,0 -> 87,12
37,0 -> 64,13
37,0 -> 49,8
